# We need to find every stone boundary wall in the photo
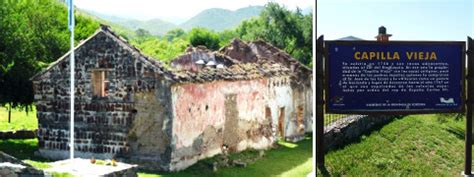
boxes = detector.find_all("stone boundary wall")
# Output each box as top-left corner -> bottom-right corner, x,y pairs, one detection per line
323,115 -> 398,152
0,151 -> 46,176
0,130 -> 36,139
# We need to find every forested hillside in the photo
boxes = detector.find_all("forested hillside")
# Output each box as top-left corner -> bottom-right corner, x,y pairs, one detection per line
83,10 -> 177,36
180,6 -> 264,31
86,6 -> 265,35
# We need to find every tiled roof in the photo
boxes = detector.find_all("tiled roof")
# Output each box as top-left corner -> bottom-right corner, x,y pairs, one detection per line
171,60 -> 292,83
219,38 -> 312,85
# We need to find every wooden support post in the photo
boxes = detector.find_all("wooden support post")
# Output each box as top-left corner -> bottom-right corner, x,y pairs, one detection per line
466,36 -> 474,176
316,35 -> 325,167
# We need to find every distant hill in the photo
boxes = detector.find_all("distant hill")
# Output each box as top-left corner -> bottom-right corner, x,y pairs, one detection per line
83,10 -> 177,36
82,6 -> 264,36
77,9 -> 138,40
123,18 -> 177,36
180,6 -> 263,31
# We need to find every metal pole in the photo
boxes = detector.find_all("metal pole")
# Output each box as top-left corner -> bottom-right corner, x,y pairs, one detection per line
466,37 -> 473,176
68,0 -> 75,160
316,35 -> 325,167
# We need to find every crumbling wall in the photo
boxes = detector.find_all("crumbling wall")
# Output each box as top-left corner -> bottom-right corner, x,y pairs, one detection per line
266,76 -> 311,142
304,79 -> 314,133
169,79 -> 275,171
126,80 -> 173,171
32,30 -> 172,168
304,81 -> 313,133
220,38 -> 313,137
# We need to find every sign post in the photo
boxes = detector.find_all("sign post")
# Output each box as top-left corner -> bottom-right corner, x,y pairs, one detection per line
465,37 -> 474,176
316,35 -> 325,167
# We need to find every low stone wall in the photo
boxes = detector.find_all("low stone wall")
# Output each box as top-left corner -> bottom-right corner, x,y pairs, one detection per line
0,130 -> 36,139
0,151 -> 46,176
323,115 -> 397,152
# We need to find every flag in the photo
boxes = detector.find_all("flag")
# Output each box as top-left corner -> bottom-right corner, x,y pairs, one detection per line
67,0 -> 74,31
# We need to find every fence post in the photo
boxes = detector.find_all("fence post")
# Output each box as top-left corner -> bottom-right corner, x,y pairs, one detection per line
316,35 -> 325,167
465,36 -> 474,176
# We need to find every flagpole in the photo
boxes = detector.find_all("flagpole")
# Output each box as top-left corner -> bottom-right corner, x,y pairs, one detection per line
68,0 -> 75,160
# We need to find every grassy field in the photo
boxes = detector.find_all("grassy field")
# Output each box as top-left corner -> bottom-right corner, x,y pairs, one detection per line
0,135 -> 312,177
138,135 -> 312,177
0,106 -> 37,131
317,114 -> 469,176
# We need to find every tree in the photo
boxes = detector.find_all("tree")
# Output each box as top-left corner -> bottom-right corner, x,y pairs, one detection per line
135,28 -> 152,44
0,1 -> 38,122
188,28 -> 221,50
235,3 -> 313,66
164,28 -> 185,42
135,38 -> 189,64
0,0 -> 98,122
218,29 -> 239,47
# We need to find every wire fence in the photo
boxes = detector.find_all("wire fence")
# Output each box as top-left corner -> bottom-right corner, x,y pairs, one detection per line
324,113 -> 351,126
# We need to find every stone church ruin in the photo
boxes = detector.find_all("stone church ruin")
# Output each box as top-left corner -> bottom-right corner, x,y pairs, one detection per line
30,25 -> 313,171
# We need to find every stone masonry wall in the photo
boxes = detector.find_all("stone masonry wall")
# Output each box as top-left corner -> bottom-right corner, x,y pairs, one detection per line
126,81 -> 174,171
323,115 -> 396,151
0,130 -> 36,139
169,75 -> 311,171
32,30 -> 173,169
170,78 -> 274,171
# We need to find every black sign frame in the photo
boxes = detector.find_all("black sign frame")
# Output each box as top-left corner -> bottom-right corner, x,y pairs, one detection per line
324,40 -> 466,115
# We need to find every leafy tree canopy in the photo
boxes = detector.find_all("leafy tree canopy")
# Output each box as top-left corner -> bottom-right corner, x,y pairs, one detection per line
235,3 -> 313,66
188,28 -> 221,51
0,0 -> 98,119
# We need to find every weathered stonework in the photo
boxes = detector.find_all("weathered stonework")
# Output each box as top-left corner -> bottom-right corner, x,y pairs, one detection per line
31,25 -> 174,170
323,115 -> 396,152
31,25 -> 313,171
220,39 -> 313,142
0,130 -> 36,139
0,151 -> 46,176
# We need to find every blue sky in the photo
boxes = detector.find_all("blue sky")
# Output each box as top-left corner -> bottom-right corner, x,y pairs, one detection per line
317,0 -> 473,41
75,0 -> 313,24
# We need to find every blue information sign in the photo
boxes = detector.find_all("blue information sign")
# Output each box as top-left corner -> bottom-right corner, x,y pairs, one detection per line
326,41 -> 465,114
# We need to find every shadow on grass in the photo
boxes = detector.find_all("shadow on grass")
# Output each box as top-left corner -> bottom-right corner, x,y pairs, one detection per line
317,165 -> 330,177
139,134 -> 313,177
444,125 -> 465,140
0,138 -> 52,162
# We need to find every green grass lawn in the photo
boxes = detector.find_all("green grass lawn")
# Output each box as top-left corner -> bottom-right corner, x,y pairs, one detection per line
0,106 -> 37,131
0,135 -> 312,177
317,114 -> 470,176
139,135 -> 313,177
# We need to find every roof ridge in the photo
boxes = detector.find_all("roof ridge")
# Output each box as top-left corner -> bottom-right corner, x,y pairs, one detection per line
30,28 -> 103,81
249,40 -> 311,71
30,25 -> 174,81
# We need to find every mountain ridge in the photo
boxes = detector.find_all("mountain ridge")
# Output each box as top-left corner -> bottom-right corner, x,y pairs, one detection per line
84,6 -> 264,36
179,6 -> 263,31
